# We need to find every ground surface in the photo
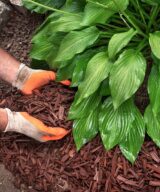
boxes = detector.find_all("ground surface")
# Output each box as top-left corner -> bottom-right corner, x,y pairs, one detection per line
1,9 -> 160,192
0,8 -> 42,192
0,164 -> 20,192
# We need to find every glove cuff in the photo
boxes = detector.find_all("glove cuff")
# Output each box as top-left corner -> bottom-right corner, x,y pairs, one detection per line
4,108 -> 21,133
12,63 -> 32,89
4,108 -> 43,141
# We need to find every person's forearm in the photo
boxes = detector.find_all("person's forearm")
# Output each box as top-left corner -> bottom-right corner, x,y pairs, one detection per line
0,48 -> 20,84
0,108 -> 8,131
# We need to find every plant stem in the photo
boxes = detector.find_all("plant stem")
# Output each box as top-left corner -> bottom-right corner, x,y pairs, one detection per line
88,0 -> 147,37
122,11 -> 147,38
100,31 -> 115,36
126,10 -> 146,29
135,0 -> 146,25
112,0 -> 147,38
100,34 -> 112,38
24,0 -> 79,16
147,6 -> 160,33
105,24 -> 127,30
131,0 -> 150,19
136,38 -> 148,52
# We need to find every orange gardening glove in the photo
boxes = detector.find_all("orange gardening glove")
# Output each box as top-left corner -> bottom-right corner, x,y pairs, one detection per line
4,108 -> 70,142
12,63 -> 71,95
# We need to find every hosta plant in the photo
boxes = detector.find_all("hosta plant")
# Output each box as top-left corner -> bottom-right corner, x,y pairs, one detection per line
23,0 -> 160,163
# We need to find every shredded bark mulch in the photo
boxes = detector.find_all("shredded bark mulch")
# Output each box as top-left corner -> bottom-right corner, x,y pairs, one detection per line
1,9 -> 160,192
0,10 -> 42,63
0,81 -> 160,192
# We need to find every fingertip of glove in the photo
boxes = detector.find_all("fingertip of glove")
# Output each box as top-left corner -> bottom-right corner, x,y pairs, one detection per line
21,88 -> 33,95
61,80 -> 71,86
48,127 -> 71,135
42,128 -> 71,141
42,130 -> 70,141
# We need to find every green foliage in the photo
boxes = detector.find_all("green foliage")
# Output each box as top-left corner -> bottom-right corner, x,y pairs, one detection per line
99,98 -> 135,150
144,105 -> 160,147
23,0 -> 66,13
69,91 -> 101,120
142,0 -> 160,6
148,65 -> 160,115
120,104 -> 145,163
78,52 -> 112,103
55,26 -> 100,61
73,109 -> 99,151
100,98 -> 145,163
82,0 -> 129,25
108,28 -> 137,59
110,49 -> 146,109
149,32 -> 160,59
24,0 -> 160,163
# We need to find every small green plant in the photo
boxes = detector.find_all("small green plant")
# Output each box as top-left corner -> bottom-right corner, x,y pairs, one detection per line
23,0 -> 160,163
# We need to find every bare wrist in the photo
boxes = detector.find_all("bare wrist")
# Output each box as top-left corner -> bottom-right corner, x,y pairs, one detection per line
0,48 -> 20,84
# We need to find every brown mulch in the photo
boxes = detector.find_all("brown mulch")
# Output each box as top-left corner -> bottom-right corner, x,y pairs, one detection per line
0,10 -> 42,63
1,82 -> 160,192
1,8 -> 160,192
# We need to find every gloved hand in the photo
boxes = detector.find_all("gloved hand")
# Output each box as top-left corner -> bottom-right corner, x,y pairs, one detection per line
12,63 -> 71,95
4,108 -> 70,142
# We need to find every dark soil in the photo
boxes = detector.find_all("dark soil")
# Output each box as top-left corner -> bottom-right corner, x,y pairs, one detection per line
0,10 -> 42,63
0,9 -> 160,192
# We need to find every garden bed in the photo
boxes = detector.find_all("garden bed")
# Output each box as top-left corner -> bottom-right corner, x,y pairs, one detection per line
0,10 -> 160,192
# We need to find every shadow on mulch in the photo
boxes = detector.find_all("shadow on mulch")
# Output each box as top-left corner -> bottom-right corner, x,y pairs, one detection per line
0,8 -> 160,192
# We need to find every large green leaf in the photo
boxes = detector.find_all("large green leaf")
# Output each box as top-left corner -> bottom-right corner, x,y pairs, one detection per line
82,2 -> 114,25
31,21 -> 58,44
31,29 -> 55,60
55,26 -> 100,61
148,65 -> 160,115
30,39 -> 53,60
99,98 -> 135,150
26,3 -> 83,61
110,49 -> 146,109
71,49 -> 102,87
144,105 -> 160,147
46,13 -> 83,33
23,0 -> 65,13
31,32 -> 65,69
78,52 -> 112,103
35,12 -> 82,34
149,32 -> 160,59
82,0 -> 129,25
73,110 -> 99,151
108,28 -> 137,59
68,91 -> 101,120
34,12 -> 61,34
120,107 -> 145,163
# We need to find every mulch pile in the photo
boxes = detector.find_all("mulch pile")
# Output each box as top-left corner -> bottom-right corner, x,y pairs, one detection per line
0,9 -> 160,192
0,82 -> 160,192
